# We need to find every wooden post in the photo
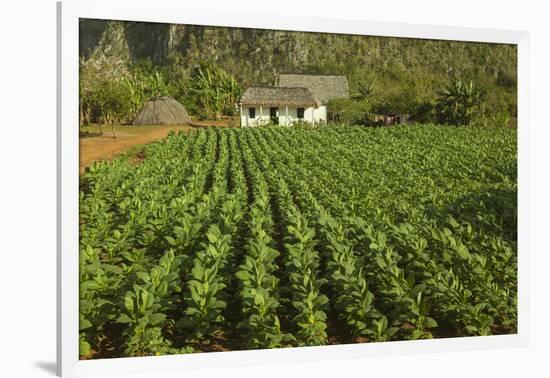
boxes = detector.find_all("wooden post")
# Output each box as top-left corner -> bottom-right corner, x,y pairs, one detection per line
260,106 -> 263,126
286,106 -> 289,126
239,105 -> 243,128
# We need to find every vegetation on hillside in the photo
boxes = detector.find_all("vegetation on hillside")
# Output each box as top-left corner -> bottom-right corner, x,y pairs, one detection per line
79,19 -> 517,127
80,56 -> 240,126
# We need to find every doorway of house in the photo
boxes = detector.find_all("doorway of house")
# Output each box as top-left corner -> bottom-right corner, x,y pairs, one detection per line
270,107 -> 279,125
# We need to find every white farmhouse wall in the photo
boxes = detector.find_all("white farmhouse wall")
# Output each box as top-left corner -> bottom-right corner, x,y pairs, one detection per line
304,105 -> 327,124
241,105 -> 327,127
240,106 -> 273,127
277,107 -> 294,126
317,105 -> 327,123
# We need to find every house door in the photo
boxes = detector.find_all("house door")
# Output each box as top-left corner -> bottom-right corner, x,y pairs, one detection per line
270,107 -> 279,125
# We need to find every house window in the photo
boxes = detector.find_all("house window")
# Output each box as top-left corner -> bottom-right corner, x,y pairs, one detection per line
249,107 -> 256,118
297,107 -> 305,119
269,107 -> 279,125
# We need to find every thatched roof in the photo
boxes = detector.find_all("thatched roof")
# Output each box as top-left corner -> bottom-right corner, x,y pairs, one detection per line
240,86 -> 318,107
277,74 -> 349,104
133,96 -> 191,125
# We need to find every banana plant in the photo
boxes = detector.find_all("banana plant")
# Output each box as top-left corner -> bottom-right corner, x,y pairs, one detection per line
189,61 -> 242,119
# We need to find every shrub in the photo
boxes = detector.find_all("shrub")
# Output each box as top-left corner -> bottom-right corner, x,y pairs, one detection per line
328,98 -> 372,125
79,58 -> 178,126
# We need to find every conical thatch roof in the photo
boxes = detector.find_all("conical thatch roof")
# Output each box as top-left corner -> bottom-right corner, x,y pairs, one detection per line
133,96 -> 191,125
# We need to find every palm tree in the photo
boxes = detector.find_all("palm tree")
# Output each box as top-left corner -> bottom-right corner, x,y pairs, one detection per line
436,79 -> 485,125
351,77 -> 376,101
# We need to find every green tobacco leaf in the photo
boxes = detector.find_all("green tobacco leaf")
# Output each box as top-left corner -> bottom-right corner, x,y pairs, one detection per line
424,317 -> 438,329
165,236 -> 177,246
79,318 -> 92,331
116,313 -> 133,324
124,292 -> 134,312
148,312 -> 167,326
79,337 -> 91,357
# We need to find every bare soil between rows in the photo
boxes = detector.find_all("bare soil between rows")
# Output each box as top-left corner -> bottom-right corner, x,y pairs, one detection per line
79,125 -> 194,173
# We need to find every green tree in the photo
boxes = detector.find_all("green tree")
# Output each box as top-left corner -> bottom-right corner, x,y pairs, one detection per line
94,79 -> 132,137
328,98 -> 371,125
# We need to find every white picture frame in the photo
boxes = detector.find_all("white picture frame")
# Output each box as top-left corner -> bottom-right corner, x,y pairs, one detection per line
57,0 -> 529,376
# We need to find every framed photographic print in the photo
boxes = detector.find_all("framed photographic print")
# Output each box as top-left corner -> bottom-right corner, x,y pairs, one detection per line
57,0 -> 529,376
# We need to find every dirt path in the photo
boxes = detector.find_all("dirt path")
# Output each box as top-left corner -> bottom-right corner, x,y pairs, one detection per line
80,125 -> 194,172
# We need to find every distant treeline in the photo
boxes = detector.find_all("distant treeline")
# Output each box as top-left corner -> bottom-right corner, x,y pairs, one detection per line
79,19 -> 517,126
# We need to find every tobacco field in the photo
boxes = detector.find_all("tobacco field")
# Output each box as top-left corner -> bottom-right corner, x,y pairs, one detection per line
79,125 -> 517,358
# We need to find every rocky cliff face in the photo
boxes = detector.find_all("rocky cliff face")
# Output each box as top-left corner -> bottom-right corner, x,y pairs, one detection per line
79,18 -> 517,113
80,21 -> 130,79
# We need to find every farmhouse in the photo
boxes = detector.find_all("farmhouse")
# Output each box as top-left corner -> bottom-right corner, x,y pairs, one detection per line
239,74 -> 349,127
239,86 -> 320,127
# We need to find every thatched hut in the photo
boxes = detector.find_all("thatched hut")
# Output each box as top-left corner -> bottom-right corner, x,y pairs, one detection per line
133,96 -> 191,125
